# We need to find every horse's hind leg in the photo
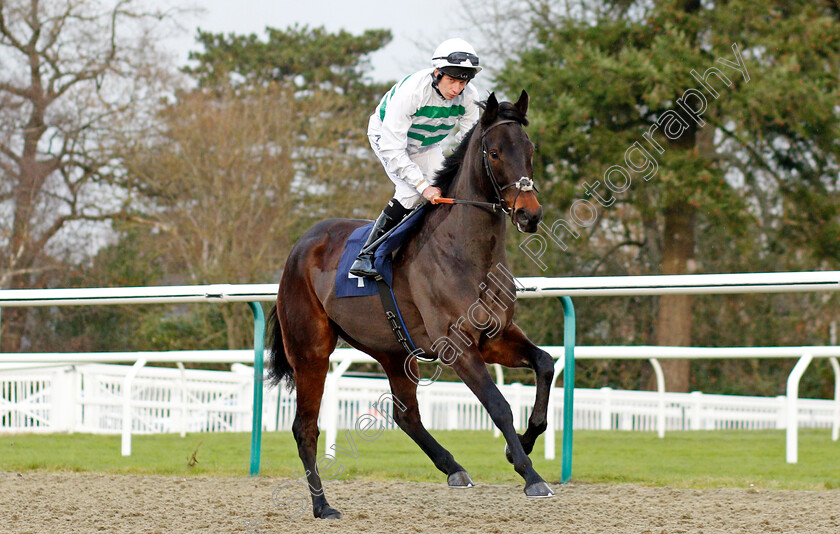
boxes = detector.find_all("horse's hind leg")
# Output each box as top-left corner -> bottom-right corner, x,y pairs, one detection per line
290,356 -> 339,519
278,297 -> 341,519
378,356 -> 474,487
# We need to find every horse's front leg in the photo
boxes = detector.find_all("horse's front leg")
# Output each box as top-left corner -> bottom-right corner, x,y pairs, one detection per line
378,355 -> 474,488
450,349 -> 554,497
483,325 -> 555,458
515,347 -> 554,458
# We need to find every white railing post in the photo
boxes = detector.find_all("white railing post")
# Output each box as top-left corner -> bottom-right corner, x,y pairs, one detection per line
70,365 -> 79,433
52,367 -> 73,432
544,357 -> 564,460
599,387 -> 612,430
447,392 -> 458,430
176,362 -> 188,437
829,357 -> 840,442
85,369 -> 98,432
776,395 -> 787,429
418,387 -> 433,428
786,354 -> 813,463
690,391 -> 703,431
323,357 -> 353,455
649,358 -> 666,438
121,357 -> 147,456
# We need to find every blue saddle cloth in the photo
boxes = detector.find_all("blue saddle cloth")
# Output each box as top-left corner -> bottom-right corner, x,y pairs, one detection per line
335,205 -> 428,298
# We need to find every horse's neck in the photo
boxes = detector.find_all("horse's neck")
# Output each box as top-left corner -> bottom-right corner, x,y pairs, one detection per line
450,148 -> 490,206
426,145 -> 508,272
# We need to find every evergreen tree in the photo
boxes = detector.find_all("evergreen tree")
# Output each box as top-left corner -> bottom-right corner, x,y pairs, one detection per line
92,26 -> 395,352
185,24 -> 390,97
489,0 -> 840,391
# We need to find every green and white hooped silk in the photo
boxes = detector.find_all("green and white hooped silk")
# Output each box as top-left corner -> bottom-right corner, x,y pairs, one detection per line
368,67 -> 480,193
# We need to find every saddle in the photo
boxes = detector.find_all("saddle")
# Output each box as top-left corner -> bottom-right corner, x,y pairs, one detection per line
335,205 -> 436,362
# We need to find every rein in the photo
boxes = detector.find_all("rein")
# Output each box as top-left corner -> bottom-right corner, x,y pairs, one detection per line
436,118 -> 538,220
433,197 -> 502,211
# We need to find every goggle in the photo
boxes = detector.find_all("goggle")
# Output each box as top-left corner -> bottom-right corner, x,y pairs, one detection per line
439,67 -> 476,81
433,51 -> 479,67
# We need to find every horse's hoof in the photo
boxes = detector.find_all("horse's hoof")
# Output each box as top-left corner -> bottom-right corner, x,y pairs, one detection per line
447,471 -> 475,488
318,506 -> 342,520
524,481 -> 555,498
504,443 -> 513,464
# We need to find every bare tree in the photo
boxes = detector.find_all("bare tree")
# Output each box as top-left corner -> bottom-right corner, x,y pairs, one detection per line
454,0 -> 557,71
121,85 -> 385,349
0,0 -> 180,350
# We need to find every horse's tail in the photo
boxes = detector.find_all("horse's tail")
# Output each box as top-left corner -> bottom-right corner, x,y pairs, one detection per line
266,303 -> 295,391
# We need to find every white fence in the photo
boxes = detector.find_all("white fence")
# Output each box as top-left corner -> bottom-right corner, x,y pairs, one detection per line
0,363 -> 255,434
3,352 -> 838,442
3,272 -> 840,473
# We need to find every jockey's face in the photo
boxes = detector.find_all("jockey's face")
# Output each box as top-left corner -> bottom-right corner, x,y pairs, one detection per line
436,72 -> 469,100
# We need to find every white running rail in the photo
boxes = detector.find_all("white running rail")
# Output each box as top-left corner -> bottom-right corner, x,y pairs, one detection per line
3,271 -> 840,463
1,346 -> 837,464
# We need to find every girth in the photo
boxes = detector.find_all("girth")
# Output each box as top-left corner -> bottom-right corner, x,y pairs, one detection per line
375,279 -> 437,362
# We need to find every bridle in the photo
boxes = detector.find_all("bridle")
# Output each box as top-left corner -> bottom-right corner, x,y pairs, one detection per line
438,118 -> 539,223
480,119 -> 538,217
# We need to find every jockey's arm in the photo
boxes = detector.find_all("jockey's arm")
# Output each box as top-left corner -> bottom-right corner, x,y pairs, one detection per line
421,185 -> 442,203
376,89 -> 430,195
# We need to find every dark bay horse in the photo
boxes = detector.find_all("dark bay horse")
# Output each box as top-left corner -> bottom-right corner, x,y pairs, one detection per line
268,91 -> 557,519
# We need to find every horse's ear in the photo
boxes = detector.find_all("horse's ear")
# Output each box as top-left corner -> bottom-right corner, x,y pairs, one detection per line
515,90 -> 529,117
482,92 -> 499,126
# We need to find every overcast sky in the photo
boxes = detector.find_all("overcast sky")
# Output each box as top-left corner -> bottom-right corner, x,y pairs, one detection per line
165,0 -> 481,84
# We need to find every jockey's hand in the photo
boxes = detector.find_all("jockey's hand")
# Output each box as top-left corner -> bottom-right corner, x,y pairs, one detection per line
422,186 -> 443,204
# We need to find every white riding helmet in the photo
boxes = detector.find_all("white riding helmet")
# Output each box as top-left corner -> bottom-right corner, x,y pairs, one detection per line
431,38 -> 482,79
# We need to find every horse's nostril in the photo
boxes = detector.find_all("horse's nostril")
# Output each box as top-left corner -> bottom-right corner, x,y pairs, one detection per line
515,209 -> 531,225
514,207 -> 542,233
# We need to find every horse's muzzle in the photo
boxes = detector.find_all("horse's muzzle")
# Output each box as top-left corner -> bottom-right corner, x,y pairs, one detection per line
514,206 -> 542,233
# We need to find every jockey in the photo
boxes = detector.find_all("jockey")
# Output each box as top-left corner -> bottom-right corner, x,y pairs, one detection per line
349,38 -> 482,278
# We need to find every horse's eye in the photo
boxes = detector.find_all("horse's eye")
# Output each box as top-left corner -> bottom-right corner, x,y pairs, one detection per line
489,151 -> 500,160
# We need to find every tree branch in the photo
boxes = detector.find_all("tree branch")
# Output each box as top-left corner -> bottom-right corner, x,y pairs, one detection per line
704,115 -> 786,185
0,3 -> 26,51
0,141 -> 21,165
0,265 -> 52,288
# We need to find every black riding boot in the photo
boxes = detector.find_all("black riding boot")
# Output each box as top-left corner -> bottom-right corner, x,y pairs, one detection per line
350,199 -> 410,278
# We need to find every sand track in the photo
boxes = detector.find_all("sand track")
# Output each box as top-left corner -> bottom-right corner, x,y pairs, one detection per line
1,472 -> 838,533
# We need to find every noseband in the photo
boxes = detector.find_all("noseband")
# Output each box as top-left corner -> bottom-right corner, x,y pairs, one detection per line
480,119 -> 539,219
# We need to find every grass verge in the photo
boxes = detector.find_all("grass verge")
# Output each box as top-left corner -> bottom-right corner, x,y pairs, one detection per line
1,429 -> 838,490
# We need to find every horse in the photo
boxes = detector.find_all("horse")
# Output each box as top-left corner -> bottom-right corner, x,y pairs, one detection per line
267,90 -> 557,519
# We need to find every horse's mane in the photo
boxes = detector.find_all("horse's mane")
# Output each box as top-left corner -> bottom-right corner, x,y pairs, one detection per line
434,99 -> 529,196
